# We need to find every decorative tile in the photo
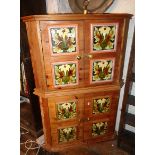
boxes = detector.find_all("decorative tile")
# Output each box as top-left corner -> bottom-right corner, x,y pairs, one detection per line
50,27 -> 76,54
54,63 -> 77,86
92,121 -> 108,137
93,25 -> 116,51
57,101 -> 77,120
92,59 -> 114,82
58,126 -> 77,143
93,97 -> 110,114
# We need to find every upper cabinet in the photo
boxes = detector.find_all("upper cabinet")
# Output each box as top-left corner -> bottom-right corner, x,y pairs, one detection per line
23,14 -> 132,91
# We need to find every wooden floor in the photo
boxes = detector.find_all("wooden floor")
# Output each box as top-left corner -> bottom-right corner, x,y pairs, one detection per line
20,128 -> 129,155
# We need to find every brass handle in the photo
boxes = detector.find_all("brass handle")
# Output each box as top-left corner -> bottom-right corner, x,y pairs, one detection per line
76,55 -> 82,60
87,54 -> 93,59
87,117 -> 90,121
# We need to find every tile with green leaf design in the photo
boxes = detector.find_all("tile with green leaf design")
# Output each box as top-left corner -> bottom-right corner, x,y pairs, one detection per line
57,101 -> 77,120
92,59 -> 114,82
93,97 -> 110,114
50,27 -> 76,54
92,121 -> 108,137
58,126 -> 76,143
93,25 -> 116,51
54,63 -> 77,86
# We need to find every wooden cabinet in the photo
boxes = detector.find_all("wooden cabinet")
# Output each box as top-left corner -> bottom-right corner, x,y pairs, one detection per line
22,14 -> 132,151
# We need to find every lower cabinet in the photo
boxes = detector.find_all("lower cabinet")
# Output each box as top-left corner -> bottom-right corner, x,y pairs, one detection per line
41,89 -> 120,150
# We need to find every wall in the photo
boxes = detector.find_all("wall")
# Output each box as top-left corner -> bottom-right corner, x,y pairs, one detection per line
46,0 -> 72,13
106,0 -> 135,132
46,0 -> 135,132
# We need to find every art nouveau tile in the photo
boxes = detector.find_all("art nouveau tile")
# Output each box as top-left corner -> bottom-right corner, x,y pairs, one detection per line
50,26 -> 77,54
91,59 -> 114,83
58,126 -> 77,143
92,121 -> 108,137
92,24 -> 117,52
93,97 -> 110,114
57,101 -> 77,120
53,62 -> 78,86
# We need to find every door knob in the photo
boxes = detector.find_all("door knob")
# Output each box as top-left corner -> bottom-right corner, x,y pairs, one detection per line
87,54 -> 93,59
76,55 -> 82,60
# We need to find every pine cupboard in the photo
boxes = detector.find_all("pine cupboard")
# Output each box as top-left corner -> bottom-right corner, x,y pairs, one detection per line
22,13 -> 132,151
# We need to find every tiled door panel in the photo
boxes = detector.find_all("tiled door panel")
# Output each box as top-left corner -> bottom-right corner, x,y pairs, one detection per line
84,19 -> 124,86
48,95 -> 84,146
40,21 -> 84,90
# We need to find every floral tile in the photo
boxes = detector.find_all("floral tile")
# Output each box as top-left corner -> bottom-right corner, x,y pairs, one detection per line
58,126 -> 77,143
50,27 -> 76,54
93,25 -> 116,51
93,97 -> 110,114
54,63 -> 77,86
57,101 -> 77,120
92,121 -> 108,137
92,59 -> 114,82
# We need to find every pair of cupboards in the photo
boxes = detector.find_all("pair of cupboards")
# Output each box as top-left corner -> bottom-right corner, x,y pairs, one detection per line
22,14 -> 132,151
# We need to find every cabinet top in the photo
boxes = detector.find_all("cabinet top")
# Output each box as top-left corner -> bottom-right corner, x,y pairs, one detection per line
21,13 -> 133,22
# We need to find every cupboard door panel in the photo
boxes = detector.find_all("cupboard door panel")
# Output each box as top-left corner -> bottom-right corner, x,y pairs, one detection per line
84,19 -> 124,86
40,21 -> 84,90
83,90 -> 119,142
48,95 -> 84,146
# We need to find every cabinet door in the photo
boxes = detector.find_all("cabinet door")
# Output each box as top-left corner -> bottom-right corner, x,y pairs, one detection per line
48,95 -> 84,148
83,91 -> 119,142
40,21 -> 84,90
84,19 -> 125,87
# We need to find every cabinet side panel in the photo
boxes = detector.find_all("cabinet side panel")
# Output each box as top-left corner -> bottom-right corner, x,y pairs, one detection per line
118,18 -> 130,84
25,21 -> 47,90
39,98 -> 52,147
